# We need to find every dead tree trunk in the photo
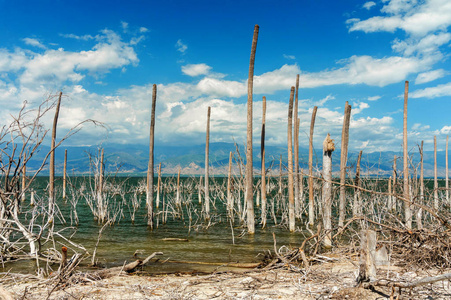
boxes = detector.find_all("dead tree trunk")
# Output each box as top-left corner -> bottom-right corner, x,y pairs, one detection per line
392,155 -> 397,211
245,24 -> 259,234
434,135 -> 439,210
446,135 -> 449,205
322,133 -> 335,248
21,164 -> 26,202
287,87 -> 295,232
357,230 -> 377,283
418,141 -> 424,229
49,91 -> 62,223
261,96 -> 267,228
338,102 -> 351,227
156,162 -> 161,209
63,149 -> 67,200
205,106 -> 211,220
308,106 -> 318,227
147,84 -> 157,228
353,150 -> 363,217
227,151 -> 233,218
294,74 -> 300,220
403,81 -> 411,229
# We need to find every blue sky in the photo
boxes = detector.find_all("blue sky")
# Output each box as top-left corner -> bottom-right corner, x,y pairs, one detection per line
1,0 -> 451,153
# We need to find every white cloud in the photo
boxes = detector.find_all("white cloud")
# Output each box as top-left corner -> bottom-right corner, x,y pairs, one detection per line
415,69 -> 446,84
139,27 -> 149,33
440,125 -> 451,134
363,1 -> 376,10
349,0 -> 451,37
410,82 -> 451,98
392,32 -> 451,56
121,21 -> 129,32
176,39 -> 188,53
181,63 -> 212,76
412,123 -> 430,131
22,38 -> 46,49
19,30 -> 139,86
60,33 -> 95,41
367,95 -> 381,101
283,54 -> 296,60
197,78 -> 246,98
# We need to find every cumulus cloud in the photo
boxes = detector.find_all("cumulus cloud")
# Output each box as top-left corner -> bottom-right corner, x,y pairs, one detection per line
349,0 -> 451,37
367,95 -> 381,101
415,69 -> 446,84
181,63 -> 212,76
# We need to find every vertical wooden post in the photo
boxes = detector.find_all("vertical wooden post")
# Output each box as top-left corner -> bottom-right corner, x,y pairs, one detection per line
261,96 -> 267,228
63,149 -> 67,200
353,150 -> 363,217
205,106 -> 211,220
156,162 -> 161,209
322,134 -> 335,247
308,106 -> 318,227
434,135 -> 439,210
446,135 -> 449,205
147,84 -> 157,228
245,24 -> 259,234
339,102 -> 352,227
227,151 -> 233,218
392,155 -> 397,211
403,81 -> 411,229
49,91 -> 62,223
287,87 -> 295,232
176,166 -> 181,208
418,141 -> 424,229
357,230 -> 377,283
294,75 -> 300,220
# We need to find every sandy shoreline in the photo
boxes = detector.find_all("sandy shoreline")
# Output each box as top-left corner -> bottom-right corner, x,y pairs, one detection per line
2,257 -> 450,299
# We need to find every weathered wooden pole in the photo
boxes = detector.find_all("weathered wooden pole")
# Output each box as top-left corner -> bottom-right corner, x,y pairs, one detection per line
287,87 -> 295,232
261,96 -> 267,228
308,106 -> 318,227
205,106 -> 211,220
245,24 -> 259,234
392,155 -> 397,211
434,135 -> 439,210
403,81 -> 411,229
227,151 -> 233,218
63,149 -> 67,200
353,150 -> 363,217
338,102 -> 352,227
294,74 -> 300,220
176,166 -> 181,209
21,163 -> 26,202
146,84 -> 157,228
322,133 -> 335,248
446,135 -> 449,205
156,162 -> 161,209
418,141 -> 424,229
49,91 -> 62,223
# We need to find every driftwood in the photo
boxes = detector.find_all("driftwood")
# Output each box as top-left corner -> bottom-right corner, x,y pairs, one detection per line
91,252 -> 163,279
364,272 -> 451,289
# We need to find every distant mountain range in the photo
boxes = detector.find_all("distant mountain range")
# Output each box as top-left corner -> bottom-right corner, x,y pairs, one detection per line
23,142 -> 449,178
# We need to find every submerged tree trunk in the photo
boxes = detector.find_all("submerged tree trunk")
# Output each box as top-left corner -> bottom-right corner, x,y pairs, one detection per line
261,96 -> 267,228
156,162 -> 162,209
353,150 -> 363,217
403,81 -> 411,229
63,149 -> 67,200
418,141 -> 424,229
446,135 -> 449,205
338,102 -> 351,227
147,84 -> 157,228
227,151 -> 233,218
322,133 -> 334,248
245,25 -> 259,234
294,74 -> 300,220
434,135 -> 439,210
287,87 -> 295,232
205,106 -> 211,220
49,91 -> 62,223
308,106 -> 318,227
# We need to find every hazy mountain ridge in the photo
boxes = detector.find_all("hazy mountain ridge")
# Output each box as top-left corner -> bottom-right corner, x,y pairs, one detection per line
20,142 -> 449,177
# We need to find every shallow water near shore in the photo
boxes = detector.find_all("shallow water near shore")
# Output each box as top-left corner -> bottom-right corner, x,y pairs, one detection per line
3,176 -> 309,274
